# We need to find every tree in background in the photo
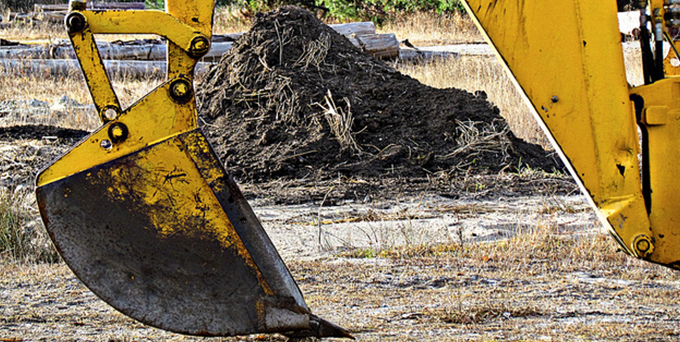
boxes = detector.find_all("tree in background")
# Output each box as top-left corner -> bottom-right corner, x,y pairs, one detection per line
221,0 -> 463,22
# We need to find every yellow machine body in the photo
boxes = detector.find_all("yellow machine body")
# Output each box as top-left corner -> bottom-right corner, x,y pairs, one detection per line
461,0 -> 680,268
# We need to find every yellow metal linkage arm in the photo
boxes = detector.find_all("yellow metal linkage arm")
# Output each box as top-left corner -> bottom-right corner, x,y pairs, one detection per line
64,0 -> 213,122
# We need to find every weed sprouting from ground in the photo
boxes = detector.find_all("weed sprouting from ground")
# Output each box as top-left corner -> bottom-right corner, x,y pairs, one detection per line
339,220 -> 623,273
0,191 -> 29,260
320,90 -> 362,154
433,300 -> 542,324
0,190 -> 58,263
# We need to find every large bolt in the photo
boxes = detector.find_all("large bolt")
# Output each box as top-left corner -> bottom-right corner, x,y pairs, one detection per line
632,234 -> 654,258
169,79 -> 193,103
108,122 -> 128,144
188,36 -> 210,58
101,106 -> 119,122
65,12 -> 86,34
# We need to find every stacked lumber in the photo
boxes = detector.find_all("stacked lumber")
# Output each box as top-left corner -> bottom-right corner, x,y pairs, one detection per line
0,22 -> 402,78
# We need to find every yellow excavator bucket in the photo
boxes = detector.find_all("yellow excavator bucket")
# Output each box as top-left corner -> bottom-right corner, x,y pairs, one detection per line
35,0 -> 350,338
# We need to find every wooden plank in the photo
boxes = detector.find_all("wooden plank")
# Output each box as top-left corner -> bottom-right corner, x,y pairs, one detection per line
346,33 -> 400,59
329,21 -> 375,36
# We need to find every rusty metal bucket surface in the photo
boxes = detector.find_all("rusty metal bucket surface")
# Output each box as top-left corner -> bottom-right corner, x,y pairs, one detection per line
36,129 -> 316,336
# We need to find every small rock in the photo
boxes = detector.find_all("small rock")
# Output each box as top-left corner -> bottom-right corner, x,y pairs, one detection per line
27,99 -> 49,108
50,95 -> 82,111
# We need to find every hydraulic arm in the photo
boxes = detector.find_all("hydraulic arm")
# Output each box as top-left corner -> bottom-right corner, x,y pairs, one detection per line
461,0 -> 680,268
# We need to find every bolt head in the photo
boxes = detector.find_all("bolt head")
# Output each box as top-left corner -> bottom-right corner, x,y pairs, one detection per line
102,107 -> 118,121
65,12 -> 86,34
169,79 -> 193,103
188,36 -> 210,58
100,139 -> 112,150
172,82 -> 189,97
632,234 -> 654,258
108,122 -> 129,144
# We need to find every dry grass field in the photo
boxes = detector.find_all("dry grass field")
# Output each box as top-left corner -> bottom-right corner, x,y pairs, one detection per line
2,9 -> 679,342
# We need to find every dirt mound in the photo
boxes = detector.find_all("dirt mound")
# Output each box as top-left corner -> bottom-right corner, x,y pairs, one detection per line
197,6 -> 561,184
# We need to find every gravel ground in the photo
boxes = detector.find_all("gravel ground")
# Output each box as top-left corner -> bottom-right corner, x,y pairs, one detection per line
2,194 -> 680,342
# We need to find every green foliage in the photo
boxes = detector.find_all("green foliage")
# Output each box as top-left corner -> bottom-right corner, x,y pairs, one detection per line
235,0 -> 463,22
144,0 -> 164,10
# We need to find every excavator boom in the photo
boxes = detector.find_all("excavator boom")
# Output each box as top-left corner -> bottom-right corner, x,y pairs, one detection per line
460,0 -> 680,268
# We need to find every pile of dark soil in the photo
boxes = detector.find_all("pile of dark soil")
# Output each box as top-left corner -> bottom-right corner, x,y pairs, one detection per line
197,6 -> 562,187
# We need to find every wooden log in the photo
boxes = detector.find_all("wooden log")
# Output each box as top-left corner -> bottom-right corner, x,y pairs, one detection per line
0,59 -> 212,78
0,42 -> 167,60
330,21 -> 376,36
89,2 -> 146,10
398,48 -> 460,61
41,12 -> 68,22
345,33 -> 400,59
34,4 -> 68,11
204,42 -> 233,60
212,33 -> 244,43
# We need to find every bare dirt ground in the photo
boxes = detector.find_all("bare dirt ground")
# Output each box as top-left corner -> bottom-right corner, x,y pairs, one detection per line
3,192 -> 680,341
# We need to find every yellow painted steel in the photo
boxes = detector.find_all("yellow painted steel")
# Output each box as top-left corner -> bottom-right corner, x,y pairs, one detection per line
36,79 -> 196,185
43,0 -> 215,184
39,0 -> 275,279
69,26 -> 121,119
64,0 -> 213,121
460,0 -> 680,267
629,78 -> 680,266
82,10 -> 199,50
35,0 -> 353,337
